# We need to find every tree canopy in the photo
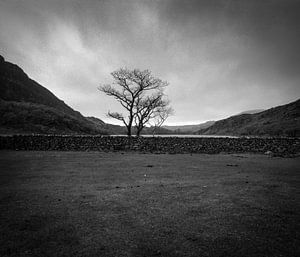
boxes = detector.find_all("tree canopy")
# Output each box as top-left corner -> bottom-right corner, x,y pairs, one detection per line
99,68 -> 173,136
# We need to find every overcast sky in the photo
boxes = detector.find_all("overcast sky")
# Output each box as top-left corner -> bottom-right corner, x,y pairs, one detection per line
1,0 -> 299,125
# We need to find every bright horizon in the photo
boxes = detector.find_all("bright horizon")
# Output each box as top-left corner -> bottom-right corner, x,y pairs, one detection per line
1,0 -> 299,126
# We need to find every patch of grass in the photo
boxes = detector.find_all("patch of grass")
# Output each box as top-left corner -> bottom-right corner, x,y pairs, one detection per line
0,151 -> 299,257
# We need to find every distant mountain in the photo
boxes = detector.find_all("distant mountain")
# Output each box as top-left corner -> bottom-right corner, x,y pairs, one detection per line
141,126 -> 173,135
163,121 -> 215,134
162,111 -> 264,134
0,55 -> 107,135
86,116 -> 173,135
197,99 -> 300,137
235,109 -> 265,115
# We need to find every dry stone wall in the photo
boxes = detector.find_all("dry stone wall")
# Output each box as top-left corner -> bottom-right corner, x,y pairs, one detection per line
0,135 -> 299,156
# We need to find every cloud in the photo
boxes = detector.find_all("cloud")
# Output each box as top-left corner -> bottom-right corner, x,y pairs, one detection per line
0,0 -> 299,125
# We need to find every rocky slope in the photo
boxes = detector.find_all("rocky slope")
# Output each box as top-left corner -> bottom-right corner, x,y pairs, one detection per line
0,55 -> 107,135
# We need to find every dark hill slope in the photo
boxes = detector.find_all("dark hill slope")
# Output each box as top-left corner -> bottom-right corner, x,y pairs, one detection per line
0,55 -> 107,134
197,99 -> 300,137
0,55 -> 83,119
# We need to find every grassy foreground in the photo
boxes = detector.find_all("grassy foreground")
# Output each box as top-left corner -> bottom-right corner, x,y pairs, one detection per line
0,151 -> 299,257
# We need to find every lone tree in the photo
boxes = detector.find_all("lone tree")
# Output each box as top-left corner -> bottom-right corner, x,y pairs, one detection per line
99,68 -> 172,136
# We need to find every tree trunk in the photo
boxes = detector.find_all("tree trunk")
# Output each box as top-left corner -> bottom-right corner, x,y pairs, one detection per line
136,126 -> 143,137
127,125 -> 132,137
152,127 -> 157,137
127,109 -> 134,137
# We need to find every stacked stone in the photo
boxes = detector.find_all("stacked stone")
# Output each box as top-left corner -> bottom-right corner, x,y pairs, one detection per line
0,135 -> 299,156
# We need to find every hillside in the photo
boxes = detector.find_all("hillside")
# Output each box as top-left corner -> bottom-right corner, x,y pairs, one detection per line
197,99 -> 300,137
141,126 -> 173,135
235,109 -> 265,115
0,55 -> 107,135
86,116 -> 126,135
163,111 -> 265,134
163,121 -> 215,134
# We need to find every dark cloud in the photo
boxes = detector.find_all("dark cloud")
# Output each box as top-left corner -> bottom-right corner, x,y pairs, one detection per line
0,0 -> 299,124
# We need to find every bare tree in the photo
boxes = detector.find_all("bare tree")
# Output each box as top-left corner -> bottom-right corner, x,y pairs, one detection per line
99,68 -> 171,136
134,94 -> 173,136
149,105 -> 174,136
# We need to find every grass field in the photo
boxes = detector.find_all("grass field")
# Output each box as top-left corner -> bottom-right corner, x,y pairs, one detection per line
0,151 -> 299,257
